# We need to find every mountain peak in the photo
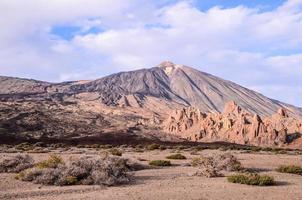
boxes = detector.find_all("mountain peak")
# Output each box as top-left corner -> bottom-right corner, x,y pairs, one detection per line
157,61 -> 175,68
157,61 -> 184,75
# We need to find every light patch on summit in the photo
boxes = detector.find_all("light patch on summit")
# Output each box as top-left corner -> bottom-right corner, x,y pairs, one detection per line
163,66 -> 174,75
158,61 -> 182,75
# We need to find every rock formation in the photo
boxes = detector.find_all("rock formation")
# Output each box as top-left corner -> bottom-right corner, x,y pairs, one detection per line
164,101 -> 302,147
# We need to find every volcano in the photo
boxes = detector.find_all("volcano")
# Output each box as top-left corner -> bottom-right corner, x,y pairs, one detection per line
0,61 -> 301,147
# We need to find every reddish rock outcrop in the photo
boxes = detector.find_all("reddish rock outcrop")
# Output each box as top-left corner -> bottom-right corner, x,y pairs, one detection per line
163,101 -> 302,147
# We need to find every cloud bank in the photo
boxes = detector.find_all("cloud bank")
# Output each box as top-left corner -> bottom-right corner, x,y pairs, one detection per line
0,0 -> 301,106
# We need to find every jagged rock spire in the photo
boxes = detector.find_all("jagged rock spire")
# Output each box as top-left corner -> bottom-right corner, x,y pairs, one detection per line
277,108 -> 289,118
223,101 -> 242,115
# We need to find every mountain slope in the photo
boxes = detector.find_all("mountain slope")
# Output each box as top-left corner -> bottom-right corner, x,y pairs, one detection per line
67,61 -> 301,117
0,62 -> 301,117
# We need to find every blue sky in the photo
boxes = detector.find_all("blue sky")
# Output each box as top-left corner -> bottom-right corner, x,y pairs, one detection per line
52,0 -> 287,40
0,0 -> 302,107
195,0 -> 286,10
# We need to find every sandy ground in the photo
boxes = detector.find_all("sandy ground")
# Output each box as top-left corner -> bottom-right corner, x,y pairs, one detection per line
0,149 -> 302,200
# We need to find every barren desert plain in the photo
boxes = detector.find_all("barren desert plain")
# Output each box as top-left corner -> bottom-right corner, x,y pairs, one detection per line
1,145 -> 302,200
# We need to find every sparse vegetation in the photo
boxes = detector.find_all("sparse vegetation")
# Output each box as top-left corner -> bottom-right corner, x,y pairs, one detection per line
159,145 -> 167,150
191,156 -> 222,177
192,154 -> 242,171
33,142 -> 45,147
227,173 -> 275,186
191,153 -> 243,178
64,175 -> 78,185
36,155 -> 64,169
0,154 -> 34,173
176,145 -> 189,150
216,153 -> 243,171
149,160 -> 171,166
147,144 -> 160,150
250,146 -> 262,152
134,148 -> 144,153
76,144 -> 85,148
276,165 -> 302,175
190,150 -> 199,155
191,157 -> 203,167
50,143 -> 67,149
99,144 -> 113,149
15,143 -> 34,151
90,144 -> 100,149
17,156 -> 132,186
135,144 -> 143,149
166,153 -> 186,160
110,148 -> 122,156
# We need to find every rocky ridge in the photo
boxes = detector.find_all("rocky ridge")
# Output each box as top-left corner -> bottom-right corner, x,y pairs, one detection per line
164,101 -> 302,147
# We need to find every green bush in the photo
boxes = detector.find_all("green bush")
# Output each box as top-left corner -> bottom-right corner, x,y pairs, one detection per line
227,173 -> 275,186
90,144 -> 100,149
250,146 -> 262,152
147,144 -> 160,150
159,145 -> 167,150
134,148 -> 144,153
76,144 -> 85,148
176,145 -> 188,150
135,144 -> 143,149
50,143 -> 67,148
276,165 -> 302,175
194,146 -> 206,151
15,143 -> 34,151
99,144 -> 113,149
166,153 -> 187,160
110,148 -> 122,156
36,155 -> 64,169
64,176 -> 78,185
149,160 -> 171,166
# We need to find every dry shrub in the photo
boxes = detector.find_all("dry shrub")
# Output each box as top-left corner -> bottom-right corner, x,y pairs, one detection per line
0,154 -> 34,173
17,155 -> 133,186
191,157 -> 222,177
215,154 -> 243,171
191,153 -> 242,178
68,156 -> 131,185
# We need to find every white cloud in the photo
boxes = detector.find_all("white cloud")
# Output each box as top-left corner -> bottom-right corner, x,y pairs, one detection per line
0,0 -> 301,106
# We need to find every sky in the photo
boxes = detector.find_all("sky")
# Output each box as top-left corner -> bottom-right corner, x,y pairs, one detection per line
0,0 -> 302,107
